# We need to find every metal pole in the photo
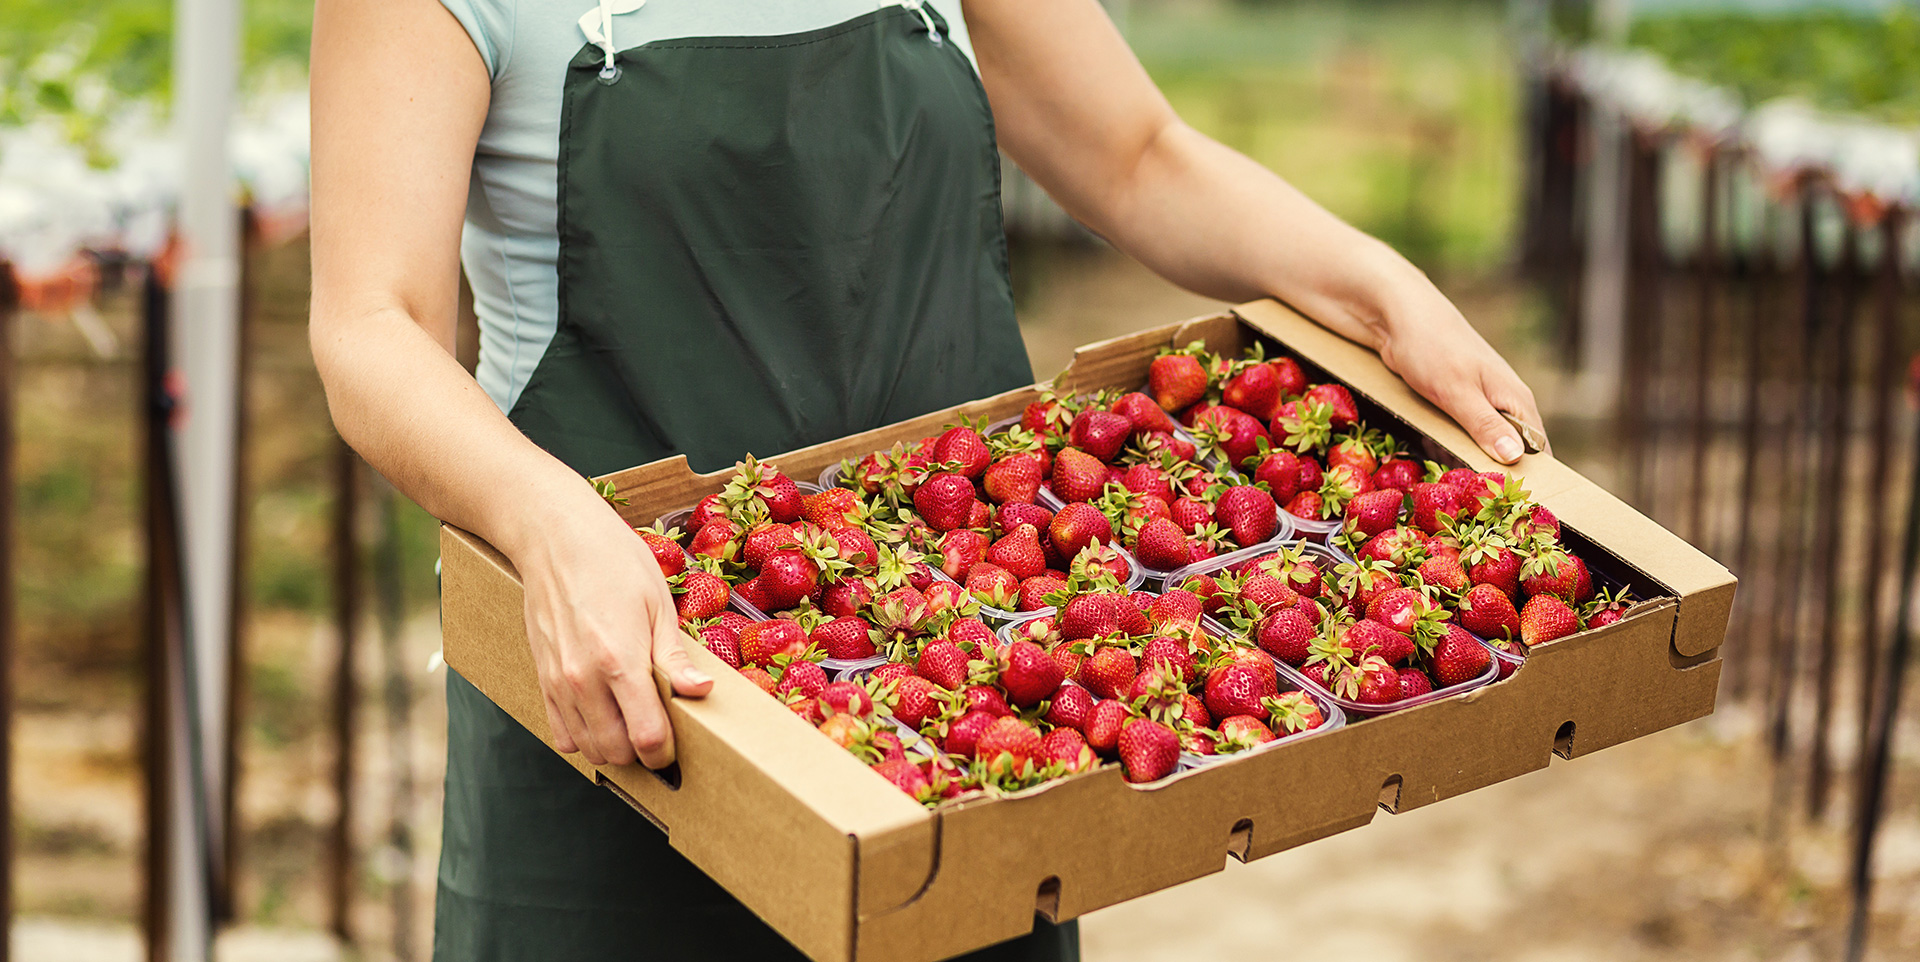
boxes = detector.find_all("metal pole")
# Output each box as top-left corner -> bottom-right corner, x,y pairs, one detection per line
1806,218 -> 1860,819
329,442 -> 361,943
1622,131 -> 1662,511
1854,209 -> 1907,804
1727,174 -> 1775,701
0,262 -> 18,962
1686,148 -> 1720,548
214,211 -> 257,923
1765,183 -> 1820,772
1845,207 -> 1914,962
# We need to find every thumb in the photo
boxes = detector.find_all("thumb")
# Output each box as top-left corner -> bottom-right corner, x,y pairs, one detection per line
1444,383 -> 1525,465
650,594 -> 714,699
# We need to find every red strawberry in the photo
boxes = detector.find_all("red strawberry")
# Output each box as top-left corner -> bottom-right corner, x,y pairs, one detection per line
943,709 -> 999,758
689,492 -> 731,530
1372,457 -> 1421,492
739,620 -> 807,667
1364,587 -> 1424,635
1118,464 -> 1175,505
1022,394 -> 1071,439
963,562 -> 1020,609
1077,646 -> 1137,699
932,426 -> 991,478
1070,409 -> 1135,464
1249,449 -> 1302,505
1398,669 -> 1435,698
674,570 -> 730,621
822,578 -> 875,618
701,629 -> 743,668
758,549 -> 821,611
1018,575 -> 1069,612
1337,656 -> 1401,705
637,528 -> 687,578
960,685 -> 1013,718
688,519 -> 741,561
1520,594 -> 1579,646
1193,405 -> 1269,466
760,472 -> 805,523
1203,664 -> 1269,720
1343,489 -> 1403,540
1457,583 -> 1521,640
1084,698 -> 1129,756
983,454 -> 1045,504
1000,640 -> 1067,707
1118,718 -> 1181,782
1052,448 -> 1110,503
873,662 -> 916,686
996,500 -> 1053,536
1060,594 -> 1122,641
1432,625 -> 1493,686
985,524 -> 1048,580
1325,437 -> 1378,476
812,616 -> 877,661
1263,690 -> 1325,734
916,638 -> 971,690
1267,357 -> 1307,399
1416,554 -> 1470,592
1217,715 -> 1277,751
937,528 -> 989,582
872,757 -> 933,800
1149,352 -> 1209,412
1347,619 -> 1415,667
1285,491 -> 1325,520
975,717 -> 1042,777
1303,384 -> 1358,430
1215,484 -> 1279,547
1050,502 -> 1114,560
819,680 -> 876,717
1141,636 -> 1198,684
1039,727 -> 1097,773
1467,546 -> 1523,599
913,472 -> 978,533
1149,589 -> 1204,629
827,526 -> 879,569
946,617 -> 996,651
1170,497 -> 1214,533
890,675 -> 943,730
1513,504 -> 1562,542
1045,683 -> 1096,731
802,488 -> 862,528
1132,517 -> 1192,571
1255,608 -> 1316,666
1222,363 -> 1279,420
1111,391 -> 1179,434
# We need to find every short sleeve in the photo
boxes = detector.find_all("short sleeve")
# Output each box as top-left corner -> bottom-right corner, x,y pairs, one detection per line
438,0 -> 515,81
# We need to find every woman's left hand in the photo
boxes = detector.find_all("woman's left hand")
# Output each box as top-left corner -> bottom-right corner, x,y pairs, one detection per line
1376,283 -> 1546,466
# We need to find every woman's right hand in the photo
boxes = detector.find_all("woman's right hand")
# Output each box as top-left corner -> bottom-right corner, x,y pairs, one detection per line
513,501 -> 713,770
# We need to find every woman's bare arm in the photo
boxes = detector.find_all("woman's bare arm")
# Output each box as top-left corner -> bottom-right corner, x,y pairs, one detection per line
965,0 -> 1543,463
309,0 -> 708,771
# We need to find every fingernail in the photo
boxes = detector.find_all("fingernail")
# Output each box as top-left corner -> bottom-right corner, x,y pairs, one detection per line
1494,437 -> 1522,463
684,668 -> 712,685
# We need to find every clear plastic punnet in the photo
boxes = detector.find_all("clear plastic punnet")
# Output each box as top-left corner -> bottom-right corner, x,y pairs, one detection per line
1158,537 -> 1352,597
1270,634 -> 1501,718
1177,664 -> 1347,770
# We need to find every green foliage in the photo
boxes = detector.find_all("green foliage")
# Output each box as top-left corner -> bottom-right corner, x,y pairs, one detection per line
1627,8 -> 1920,123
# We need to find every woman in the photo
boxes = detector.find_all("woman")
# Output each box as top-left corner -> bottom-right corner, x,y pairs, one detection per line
309,1 -> 1544,958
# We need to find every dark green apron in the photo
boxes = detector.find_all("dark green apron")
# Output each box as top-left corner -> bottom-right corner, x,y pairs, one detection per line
436,6 -> 1071,959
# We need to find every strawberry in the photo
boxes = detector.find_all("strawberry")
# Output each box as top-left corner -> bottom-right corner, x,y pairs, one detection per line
1083,699 -> 1129,756
1148,589 -> 1204,630
1343,489 -> 1403,539
1221,362 -> 1280,420
1000,640 -> 1067,707
1372,457 -> 1421,492
943,709 -> 999,758
985,524 -> 1048,581
938,529 -> 988,583
812,616 -> 877,661
739,666 -> 777,693
1267,356 -> 1307,399
1217,715 -> 1277,751
1398,669 -> 1435,698
636,525 -> 687,578
1272,398 -> 1334,453
758,549 -> 821,611
828,526 -> 879,569
1148,351 -> 1210,412
1138,430 -> 1199,463
1263,690 -> 1325,734
1457,583 -> 1520,639
890,675 -> 943,730
1192,405 -> 1269,466
802,488 -> 862,528
1303,383 -> 1358,430
916,638 -> 971,690
1432,625 -> 1493,686
1118,718 -> 1181,782
913,472 -> 978,533
1325,436 -> 1378,476
976,717 -> 1043,777
1255,608 -> 1316,666
700,628 -> 743,668
819,680 -> 876,717
946,617 -> 996,651
1239,571 -> 1299,613
688,519 -> 741,562
932,425 -> 991,478
1513,504 -> 1562,542
739,620 -> 807,667
983,454 -> 1045,504
1050,502 -> 1114,560
1364,587 -> 1424,635
1285,491 -> 1325,520
1141,636 -> 1198,684
1070,409 -> 1135,463
1118,463 -> 1175,504
1464,541 -> 1522,599
1416,554 -> 1470,593
1519,594 -> 1579,646
873,662 -> 916,686
963,562 -> 1020,609
1357,525 -> 1425,566
1052,448 -> 1110,503
1203,664 -> 1269,719
1045,683 -> 1096,731
759,473 -> 805,524
1214,484 -> 1279,547
1348,619 -> 1415,666
1059,594 -> 1123,641
1022,393 -> 1073,440
733,577 -> 773,611
822,578 -> 875,618
1077,646 -> 1137,699
741,523 -> 799,570
1039,727 -> 1098,773
998,500 -> 1054,536
1335,655 -> 1400,705
1018,575 -> 1069,612
689,492 -> 731,530
673,570 -> 730,621
1111,391 -> 1179,434
1248,448 -> 1302,505
960,685 -> 1013,718
1133,517 -> 1192,571
872,757 -> 934,801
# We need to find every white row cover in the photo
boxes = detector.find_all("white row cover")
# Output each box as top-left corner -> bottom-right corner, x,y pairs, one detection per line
1567,46 -> 1920,210
0,91 -> 308,277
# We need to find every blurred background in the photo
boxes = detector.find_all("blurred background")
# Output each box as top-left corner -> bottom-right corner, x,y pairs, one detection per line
3,0 -> 1919,960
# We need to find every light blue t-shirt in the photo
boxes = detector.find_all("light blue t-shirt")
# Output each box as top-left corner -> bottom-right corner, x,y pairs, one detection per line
436,0 -> 978,414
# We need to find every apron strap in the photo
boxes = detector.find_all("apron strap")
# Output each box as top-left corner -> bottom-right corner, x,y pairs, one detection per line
577,1 -> 944,71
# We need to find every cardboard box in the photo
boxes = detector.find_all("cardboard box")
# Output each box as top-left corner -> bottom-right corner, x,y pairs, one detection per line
440,300 -> 1733,962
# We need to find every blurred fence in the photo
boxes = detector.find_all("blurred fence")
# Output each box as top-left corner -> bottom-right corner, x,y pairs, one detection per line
1522,45 -> 1920,962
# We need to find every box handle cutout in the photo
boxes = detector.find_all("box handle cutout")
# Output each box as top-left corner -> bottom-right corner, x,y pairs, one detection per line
597,772 -> 668,834
1034,877 -> 1062,923
1378,774 -> 1404,814
1553,721 -> 1576,760
1227,818 -> 1254,863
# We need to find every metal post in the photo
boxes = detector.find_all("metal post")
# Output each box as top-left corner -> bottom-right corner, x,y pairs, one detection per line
1765,183 -> 1820,772
1621,131 -> 1662,511
0,262 -> 18,962
1806,218 -> 1861,819
214,211 -> 256,923
1687,148 -> 1720,548
329,442 -> 360,943
1845,206 -> 1913,962
1854,209 -> 1907,798
1727,186 -> 1776,701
